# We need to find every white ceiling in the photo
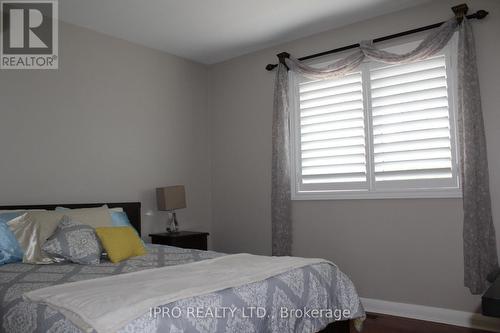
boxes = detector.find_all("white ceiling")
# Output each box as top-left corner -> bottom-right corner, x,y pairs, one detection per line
60,0 -> 430,65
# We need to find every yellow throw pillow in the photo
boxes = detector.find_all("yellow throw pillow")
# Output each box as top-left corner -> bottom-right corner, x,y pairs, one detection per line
95,227 -> 146,263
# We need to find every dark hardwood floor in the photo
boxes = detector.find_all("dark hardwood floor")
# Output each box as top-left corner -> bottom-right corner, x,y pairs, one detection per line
350,313 -> 492,333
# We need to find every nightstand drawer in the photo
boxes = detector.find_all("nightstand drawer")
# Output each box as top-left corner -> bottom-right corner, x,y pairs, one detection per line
149,231 -> 209,250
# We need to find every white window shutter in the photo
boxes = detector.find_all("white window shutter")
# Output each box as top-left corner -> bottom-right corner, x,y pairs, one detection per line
290,46 -> 460,199
297,72 -> 368,188
369,56 -> 456,186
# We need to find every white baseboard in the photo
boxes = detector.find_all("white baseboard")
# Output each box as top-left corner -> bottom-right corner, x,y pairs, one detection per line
360,297 -> 500,332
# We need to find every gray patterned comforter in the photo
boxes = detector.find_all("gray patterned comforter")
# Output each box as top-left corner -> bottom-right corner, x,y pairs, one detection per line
0,244 -> 364,333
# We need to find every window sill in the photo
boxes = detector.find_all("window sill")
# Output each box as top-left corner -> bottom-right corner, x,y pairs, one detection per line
292,189 -> 462,200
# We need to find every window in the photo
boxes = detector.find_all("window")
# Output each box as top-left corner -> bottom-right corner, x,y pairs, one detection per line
290,40 -> 460,200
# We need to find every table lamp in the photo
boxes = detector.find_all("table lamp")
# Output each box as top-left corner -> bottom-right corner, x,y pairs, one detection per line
156,185 -> 186,233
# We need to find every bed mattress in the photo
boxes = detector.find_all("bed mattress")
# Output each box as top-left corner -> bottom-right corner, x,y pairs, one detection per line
0,244 -> 364,333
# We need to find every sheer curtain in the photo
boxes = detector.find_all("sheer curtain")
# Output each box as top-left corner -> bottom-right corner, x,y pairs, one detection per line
271,63 -> 292,257
271,17 -> 498,293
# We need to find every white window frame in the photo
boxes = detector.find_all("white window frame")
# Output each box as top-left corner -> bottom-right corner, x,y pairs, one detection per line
290,35 -> 462,200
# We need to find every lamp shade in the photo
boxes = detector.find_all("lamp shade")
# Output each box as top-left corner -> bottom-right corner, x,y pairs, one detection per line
156,185 -> 186,211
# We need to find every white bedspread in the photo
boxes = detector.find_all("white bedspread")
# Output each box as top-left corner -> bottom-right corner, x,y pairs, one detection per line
24,253 -> 331,333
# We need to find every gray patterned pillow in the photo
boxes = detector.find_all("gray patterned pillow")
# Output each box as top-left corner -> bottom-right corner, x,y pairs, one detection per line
42,216 -> 102,265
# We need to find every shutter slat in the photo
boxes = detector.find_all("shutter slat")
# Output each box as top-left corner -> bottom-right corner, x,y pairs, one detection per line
375,158 -> 452,172
375,169 -> 453,181
371,57 -> 445,80
372,97 -> 449,117
301,101 -> 364,117
374,135 -> 451,154
302,154 -> 366,167
302,145 -> 366,159
302,173 -> 367,184
373,128 -> 450,145
300,91 -> 363,109
301,136 -> 365,151
373,107 -> 449,126
300,82 -> 362,101
301,128 -> 365,143
299,72 -> 362,92
374,148 -> 452,163
372,87 -> 448,108
373,117 -> 450,135
301,118 -> 365,134
303,164 -> 367,176
371,67 -> 447,89
371,77 -> 446,99
301,109 -> 364,125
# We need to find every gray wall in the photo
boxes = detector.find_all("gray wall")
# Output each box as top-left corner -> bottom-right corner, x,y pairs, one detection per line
0,22 -> 212,238
209,0 -> 500,312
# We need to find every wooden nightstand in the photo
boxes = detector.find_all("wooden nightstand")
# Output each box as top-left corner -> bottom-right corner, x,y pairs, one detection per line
149,231 -> 209,250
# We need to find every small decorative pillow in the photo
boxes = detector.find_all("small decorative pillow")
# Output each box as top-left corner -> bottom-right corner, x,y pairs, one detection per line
0,222 -> 24,265
0,212 -> 25,265
110,211 -> 132,227
43,216 -> 102,265
0,211 -> 24,224
95,226 -> 146,263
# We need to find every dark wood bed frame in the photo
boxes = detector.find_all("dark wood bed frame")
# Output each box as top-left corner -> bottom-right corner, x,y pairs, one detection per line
0,201 -> 351,332
0,202 -> 142,236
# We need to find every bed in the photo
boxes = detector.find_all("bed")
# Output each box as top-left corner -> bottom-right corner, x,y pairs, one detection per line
0,202 -> 364,333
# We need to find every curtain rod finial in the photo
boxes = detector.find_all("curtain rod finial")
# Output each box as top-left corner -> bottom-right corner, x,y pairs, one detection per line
277,52 -> 290,59
474,10 -> 489,20
277,52 -> 290,70
266,64 -> 278,71
452,3 -> 469,23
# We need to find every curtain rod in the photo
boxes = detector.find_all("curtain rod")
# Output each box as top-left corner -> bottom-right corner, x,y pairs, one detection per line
265,4 -> 488,71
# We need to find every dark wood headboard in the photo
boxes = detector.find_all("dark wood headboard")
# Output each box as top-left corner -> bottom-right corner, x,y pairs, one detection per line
0,202 -> 142,235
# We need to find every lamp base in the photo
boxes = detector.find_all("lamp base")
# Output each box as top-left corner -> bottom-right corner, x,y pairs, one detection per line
166,211 -> 180,233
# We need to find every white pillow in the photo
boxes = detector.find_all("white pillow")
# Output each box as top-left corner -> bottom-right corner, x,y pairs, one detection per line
28,207 -> 113,244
